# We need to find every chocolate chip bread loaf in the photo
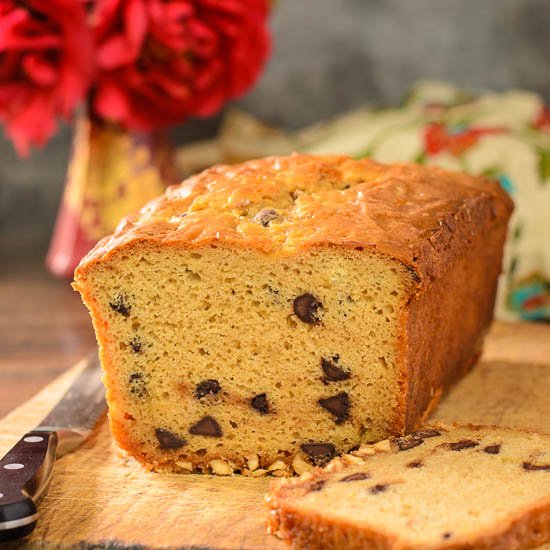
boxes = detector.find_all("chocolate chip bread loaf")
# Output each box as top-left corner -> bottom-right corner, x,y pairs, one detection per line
73,154 -> 513,475
267,424 -> 550,550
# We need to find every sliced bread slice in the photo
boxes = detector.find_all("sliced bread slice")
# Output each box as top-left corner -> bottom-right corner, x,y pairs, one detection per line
267,424 -> 550,549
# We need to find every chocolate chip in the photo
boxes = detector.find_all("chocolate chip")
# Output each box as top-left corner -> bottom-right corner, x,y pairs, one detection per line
407,460 -> 423,468
194,379 -> 221,399
395,435 -> 424,451
251,393 -> 269,414
129,337 -> 142,354
109,294 -> 131,317
442,532 -> 452,540
189,416 -> 222,437
253,208 -> 279,227
483,444 -> 501,455
129,372 -> 147,399
449,439 -> 479,451
412,429 -> 441,439
321,355 -> 351,382
523,461 -> 550,471
318,392 -> 350,424
406,265 -> 421,283
394,429 -> 440,451
293,293 -> 323,324
340,472 -> 370,482
370,483 -> 388,494
301,443 -> 337,466
155,428 -> 187,450
308,480 -> 326,492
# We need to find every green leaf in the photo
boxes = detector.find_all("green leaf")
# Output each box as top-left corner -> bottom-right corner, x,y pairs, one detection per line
537,148 -> 550,185
353,148 -> 373,160
481,166 -> 499,179
414,151 -> 427,165
513,222 -> 523,242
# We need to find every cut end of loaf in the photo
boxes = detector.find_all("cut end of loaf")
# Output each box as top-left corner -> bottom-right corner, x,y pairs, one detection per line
75,244 -> 417,475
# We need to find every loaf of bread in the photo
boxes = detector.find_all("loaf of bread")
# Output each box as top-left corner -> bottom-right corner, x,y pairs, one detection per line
73,154 -> 513,475
267,424 -> 550,549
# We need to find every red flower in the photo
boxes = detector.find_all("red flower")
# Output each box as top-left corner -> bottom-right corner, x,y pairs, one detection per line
424,123 -> 508,157
0,0 -> 93,155
533,105 -> 550,132
91,0 -> 271,131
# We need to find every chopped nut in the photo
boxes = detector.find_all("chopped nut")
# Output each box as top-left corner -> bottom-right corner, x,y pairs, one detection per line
268,460 -> 288,472
373,439 -> 392,452
245,454 -> 259,472
324,458 -> 345,473
292,455 -> 313,475
343,454 -> 365,466
352,446 -> 376,458
210,459 -> 233,476
250,468 -> 268,477
175,461 -> 194,472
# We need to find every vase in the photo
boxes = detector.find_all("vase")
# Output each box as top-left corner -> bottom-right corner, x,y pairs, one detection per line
46,114 -> 178,278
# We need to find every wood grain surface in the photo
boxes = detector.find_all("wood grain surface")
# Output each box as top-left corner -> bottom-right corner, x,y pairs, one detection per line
0,259 -> 95,417
0,321 -> 549,549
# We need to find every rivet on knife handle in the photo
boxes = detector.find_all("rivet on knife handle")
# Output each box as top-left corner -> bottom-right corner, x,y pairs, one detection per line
0,431 -> 58,541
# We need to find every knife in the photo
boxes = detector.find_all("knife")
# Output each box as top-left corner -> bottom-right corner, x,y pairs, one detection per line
0,352 -> 106,541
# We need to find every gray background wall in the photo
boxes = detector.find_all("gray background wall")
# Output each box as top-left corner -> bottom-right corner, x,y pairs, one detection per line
1,0 -> 549,260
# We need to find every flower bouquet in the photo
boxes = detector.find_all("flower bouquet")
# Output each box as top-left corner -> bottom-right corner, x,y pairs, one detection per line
0,0 -> 271,276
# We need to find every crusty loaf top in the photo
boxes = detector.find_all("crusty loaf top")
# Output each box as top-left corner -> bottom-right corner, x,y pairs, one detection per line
75,154 -> 513,282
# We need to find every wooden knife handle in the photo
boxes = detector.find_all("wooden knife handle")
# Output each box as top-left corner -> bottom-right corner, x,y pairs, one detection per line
0,430 -> 57,541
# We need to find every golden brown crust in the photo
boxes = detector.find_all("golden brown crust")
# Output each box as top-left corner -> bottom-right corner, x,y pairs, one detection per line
401,215 -> 509,432
73,154 -> 513,476
74,154 -> 513,286
268,502 -> 550,550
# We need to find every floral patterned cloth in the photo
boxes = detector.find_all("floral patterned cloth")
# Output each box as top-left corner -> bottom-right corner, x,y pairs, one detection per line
301,81 -> 550,322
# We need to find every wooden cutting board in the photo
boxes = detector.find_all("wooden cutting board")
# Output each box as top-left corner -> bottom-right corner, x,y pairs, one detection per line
1,321 -> 549,549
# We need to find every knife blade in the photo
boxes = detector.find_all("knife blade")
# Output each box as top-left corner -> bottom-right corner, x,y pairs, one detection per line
0,352 -> 106,541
